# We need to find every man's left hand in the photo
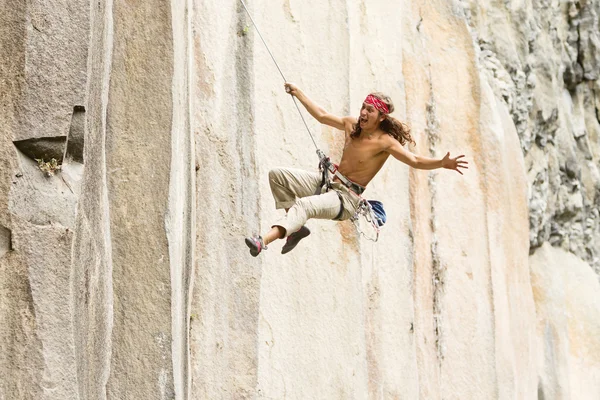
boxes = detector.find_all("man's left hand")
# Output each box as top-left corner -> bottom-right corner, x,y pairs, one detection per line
442,152 -> 469,175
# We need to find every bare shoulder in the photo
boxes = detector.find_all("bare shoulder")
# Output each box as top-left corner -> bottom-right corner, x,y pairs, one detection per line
380,132 -> 399,149
383,133 -> 415,164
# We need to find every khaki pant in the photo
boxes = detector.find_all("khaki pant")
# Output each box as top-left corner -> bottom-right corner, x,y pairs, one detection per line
268,167 -> 361,237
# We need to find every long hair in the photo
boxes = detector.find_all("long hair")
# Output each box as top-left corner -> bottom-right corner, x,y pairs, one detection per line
350,92 -> 415,146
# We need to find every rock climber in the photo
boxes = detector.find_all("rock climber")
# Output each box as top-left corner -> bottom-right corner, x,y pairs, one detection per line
245,83 -> 469,256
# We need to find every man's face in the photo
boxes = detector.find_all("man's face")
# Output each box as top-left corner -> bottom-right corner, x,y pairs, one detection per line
359,102 -> 384,130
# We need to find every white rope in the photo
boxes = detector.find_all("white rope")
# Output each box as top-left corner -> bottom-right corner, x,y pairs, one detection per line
238,0 -> 321,154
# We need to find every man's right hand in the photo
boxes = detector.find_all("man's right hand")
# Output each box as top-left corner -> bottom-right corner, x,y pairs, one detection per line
284,82 -> 300,96
281,83 -> 346,131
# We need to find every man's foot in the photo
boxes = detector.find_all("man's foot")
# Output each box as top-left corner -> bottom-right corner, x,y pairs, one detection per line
245,236 -> 267,257
281,226 -> 311,254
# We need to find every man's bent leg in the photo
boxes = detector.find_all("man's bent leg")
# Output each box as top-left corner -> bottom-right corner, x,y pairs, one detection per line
269,167 -> 322,209
246,169 -> 333,257
272,190 -> 342,239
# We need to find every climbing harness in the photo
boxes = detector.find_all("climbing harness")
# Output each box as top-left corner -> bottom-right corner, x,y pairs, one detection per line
239,0 -> 384,241
317,150 -> 386,242
316,149 -> 365,195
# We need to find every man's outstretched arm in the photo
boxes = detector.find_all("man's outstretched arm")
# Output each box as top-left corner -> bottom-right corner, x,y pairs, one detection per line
284,83 -> 351,131
386,139 -> 469,175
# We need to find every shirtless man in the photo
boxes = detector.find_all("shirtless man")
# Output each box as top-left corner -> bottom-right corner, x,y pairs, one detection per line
245,83 -> 468,256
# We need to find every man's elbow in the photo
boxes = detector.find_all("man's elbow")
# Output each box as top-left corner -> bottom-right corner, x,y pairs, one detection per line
408,156 -> 420,169
394,157 -> 418,169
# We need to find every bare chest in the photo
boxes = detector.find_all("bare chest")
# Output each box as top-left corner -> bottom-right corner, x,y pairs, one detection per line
337,136 -> 390,185
342,136 -> 384,164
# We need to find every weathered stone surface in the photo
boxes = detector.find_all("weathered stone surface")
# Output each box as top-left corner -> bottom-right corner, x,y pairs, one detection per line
10,217 -> 78,399
0,2 -> 87,399
0,251 -> 44,400
530,243 -> 600,399
1,0 -> 599,399
463,0 -> 600,273
69,0 -> 194,398
103,1 -> 176,396
189,1 -> 261,397
67,4 -> 113,397
65,106 -> 86,163
9,150 -> 78,227
0,226 -> 10,258
13,137 -> 67,163
13,0 -> 89,143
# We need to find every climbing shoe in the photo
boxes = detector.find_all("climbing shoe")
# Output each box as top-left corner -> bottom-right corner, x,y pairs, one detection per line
281,226 -> 311,254
245,236 -> 267,257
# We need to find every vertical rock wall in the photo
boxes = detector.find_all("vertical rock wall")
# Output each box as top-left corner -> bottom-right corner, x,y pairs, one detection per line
1,0 -> 88,398
461,1 -> 600,397
188,0 -> 262,397
0,0 -> 599,399
102,1 -> 181,397
74,0 -> 195,398
1,0 -> 195,398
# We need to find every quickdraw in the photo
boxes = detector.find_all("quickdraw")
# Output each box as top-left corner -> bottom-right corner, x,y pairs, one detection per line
350,200 -> 384,242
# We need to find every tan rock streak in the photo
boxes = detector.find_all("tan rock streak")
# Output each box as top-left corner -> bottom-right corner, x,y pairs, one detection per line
167,0 -> 194,398
104,0 -> 176,398
406,0 -> 536,398
69,0 -> 113,397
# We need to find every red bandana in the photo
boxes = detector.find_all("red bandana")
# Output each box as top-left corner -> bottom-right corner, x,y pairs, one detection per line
364,94 -> 389,114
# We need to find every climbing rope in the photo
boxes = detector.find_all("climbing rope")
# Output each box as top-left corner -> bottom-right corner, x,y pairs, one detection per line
239,0 -> 320,154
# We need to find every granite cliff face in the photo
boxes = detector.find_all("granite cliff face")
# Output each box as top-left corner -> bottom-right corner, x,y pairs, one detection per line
0,0 -> 598,399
